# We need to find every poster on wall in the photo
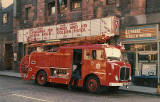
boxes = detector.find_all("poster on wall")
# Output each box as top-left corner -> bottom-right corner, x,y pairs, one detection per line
17,16 -> 120,42
17,30 -> 23,42
142,64 -> 157,76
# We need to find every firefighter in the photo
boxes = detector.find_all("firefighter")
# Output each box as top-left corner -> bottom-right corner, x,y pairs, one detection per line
68,64 -> 81,90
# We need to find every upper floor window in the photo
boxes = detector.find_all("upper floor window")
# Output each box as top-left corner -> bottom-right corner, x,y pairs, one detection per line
70,0 -> 82,10
3,13 -> 8,24
48,1 -> 56,16
59,0 -> 68,12
106,0 -> 116,5
25,7 -> 31,20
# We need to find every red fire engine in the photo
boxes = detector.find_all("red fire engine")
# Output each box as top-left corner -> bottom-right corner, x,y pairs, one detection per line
20,36 -> 131,93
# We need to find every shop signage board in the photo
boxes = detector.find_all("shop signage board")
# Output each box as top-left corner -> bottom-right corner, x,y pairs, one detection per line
142,64 -> 157,76
17,16 -> 120,42
121,24 -> 158,41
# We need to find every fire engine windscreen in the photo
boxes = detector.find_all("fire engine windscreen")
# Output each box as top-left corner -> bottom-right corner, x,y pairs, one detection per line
105,48 -> 122,61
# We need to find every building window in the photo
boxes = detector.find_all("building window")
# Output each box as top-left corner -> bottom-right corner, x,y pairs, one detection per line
58,0 -> 68,12
106,0 -> 116,5
25,7 -> 31,20
48,1 -> 56,16
70,0 -> 82,10
3,13 -> 8,24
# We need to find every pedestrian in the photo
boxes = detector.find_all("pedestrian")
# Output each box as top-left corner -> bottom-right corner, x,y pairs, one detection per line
68,64 -> 81,90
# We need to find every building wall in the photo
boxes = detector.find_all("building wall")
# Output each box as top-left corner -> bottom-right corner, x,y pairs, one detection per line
0,4 -> 14,70
14,0 -> 127,29
13,0 -> 160,72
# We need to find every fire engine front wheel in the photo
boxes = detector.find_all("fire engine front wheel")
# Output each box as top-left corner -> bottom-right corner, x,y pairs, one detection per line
86,76 -> 101,93
36,71 -> 48,86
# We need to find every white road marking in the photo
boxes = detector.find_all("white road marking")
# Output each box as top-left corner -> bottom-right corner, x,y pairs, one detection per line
12,94 -> 52,102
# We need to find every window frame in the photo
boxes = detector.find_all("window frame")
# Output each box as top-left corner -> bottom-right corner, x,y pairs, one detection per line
70,0 -> 82,11
84,49 -> 91,60
92,49 -> 105,60
48,1 -> 56,16
3,13 -> 8,24
106,0 -> 116,5
58,0 -> 68,13
25,7 -> 31,20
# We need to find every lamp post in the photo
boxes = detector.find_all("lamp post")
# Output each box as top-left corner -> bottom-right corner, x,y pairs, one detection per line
158,42 -> 160,93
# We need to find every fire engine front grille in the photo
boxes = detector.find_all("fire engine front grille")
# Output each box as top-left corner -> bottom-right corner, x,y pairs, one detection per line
120,67 -> 130,81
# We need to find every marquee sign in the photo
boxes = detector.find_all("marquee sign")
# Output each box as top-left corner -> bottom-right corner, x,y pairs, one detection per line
17,16 -> 120,42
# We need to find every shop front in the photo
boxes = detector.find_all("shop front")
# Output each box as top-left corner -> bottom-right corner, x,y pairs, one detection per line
121,24 -> 159,87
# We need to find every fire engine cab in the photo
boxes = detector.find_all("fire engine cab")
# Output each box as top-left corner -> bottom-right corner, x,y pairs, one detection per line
20,37 -> 131,93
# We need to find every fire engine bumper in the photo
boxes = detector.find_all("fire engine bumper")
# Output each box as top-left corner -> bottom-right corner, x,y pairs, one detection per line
109,82 -> 131,86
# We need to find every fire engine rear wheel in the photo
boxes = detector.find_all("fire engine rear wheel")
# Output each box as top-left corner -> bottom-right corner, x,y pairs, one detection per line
86,76 -> 101,93
20,55 -> 29,80
36,71 -> 48,86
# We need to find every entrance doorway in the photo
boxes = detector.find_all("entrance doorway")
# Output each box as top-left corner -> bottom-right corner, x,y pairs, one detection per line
73,49 -> 82,77
5,44 -> 13,70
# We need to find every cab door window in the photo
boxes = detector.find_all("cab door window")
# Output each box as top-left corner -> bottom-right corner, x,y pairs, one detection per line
92,50 -> 104,60
84,49 -> 91,60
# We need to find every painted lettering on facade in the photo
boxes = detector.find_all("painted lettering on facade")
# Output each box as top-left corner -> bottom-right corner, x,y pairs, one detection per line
17,16 -> 120,42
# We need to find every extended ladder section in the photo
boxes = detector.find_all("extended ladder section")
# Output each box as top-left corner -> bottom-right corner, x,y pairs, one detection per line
27,35 -> 111,47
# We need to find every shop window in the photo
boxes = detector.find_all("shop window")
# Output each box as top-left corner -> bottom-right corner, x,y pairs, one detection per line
106,0 -> 116,5
58,0 -> 68,12
151,43 -> 157,51
3,13 -> 8,24
139,54 -> 157,62
25,7 -> 31,20
84,49 -> 90,60
92,50 -> 104,60
48,1 -> 56,16
70,0 -> 82,10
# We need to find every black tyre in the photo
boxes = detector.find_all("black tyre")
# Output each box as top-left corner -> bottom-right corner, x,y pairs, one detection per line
36,71 -> 48,86
86,76 -> 101,93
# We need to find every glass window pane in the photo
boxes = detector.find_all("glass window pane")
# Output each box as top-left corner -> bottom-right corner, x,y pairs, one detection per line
84,49 -> 90,60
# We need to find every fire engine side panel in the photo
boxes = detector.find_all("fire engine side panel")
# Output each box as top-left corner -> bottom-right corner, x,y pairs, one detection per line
81,48 -> 107,86
48,49 -> 73,84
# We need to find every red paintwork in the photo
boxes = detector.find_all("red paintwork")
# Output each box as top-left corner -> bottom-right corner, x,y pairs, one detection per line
20,43 -> 131,88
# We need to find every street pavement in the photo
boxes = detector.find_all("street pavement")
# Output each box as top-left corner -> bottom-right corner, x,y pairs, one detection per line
0,71 -> 159,95
0,76 -> 160,102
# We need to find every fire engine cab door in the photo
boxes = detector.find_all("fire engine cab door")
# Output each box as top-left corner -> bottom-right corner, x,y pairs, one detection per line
72,49 -> 82,78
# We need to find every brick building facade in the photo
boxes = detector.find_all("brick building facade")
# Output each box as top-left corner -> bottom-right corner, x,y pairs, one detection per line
13,0 -> 129,72
12,0 -> 160,84
0,2 -> 14,71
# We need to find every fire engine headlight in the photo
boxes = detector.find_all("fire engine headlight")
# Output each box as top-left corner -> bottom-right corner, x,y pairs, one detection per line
115,75 -> 119,81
